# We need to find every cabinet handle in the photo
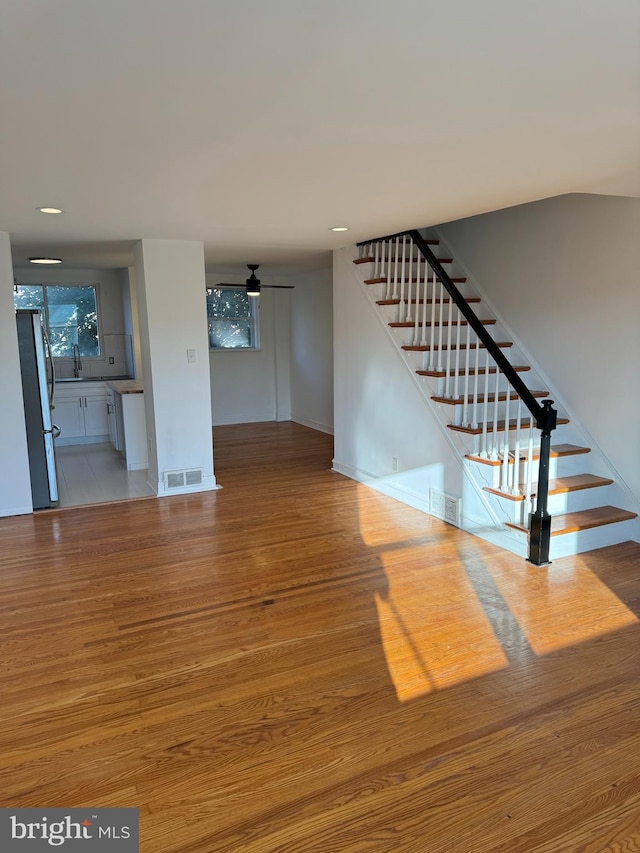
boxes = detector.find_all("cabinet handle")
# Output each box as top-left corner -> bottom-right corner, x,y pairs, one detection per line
79,398 -> 83,409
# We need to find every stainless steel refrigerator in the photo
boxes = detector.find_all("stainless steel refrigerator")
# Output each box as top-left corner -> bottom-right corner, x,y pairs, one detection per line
16,309 -> 59,508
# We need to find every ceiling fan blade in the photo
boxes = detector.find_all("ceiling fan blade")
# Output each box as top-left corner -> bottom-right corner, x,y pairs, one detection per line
212,283 -> 294,289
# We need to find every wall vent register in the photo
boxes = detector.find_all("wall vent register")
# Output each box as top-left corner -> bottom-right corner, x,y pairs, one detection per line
164,468 -> 204,489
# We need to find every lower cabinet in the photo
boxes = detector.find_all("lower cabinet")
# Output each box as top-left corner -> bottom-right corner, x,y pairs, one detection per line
54,383 -> 109,445
106,388 -> 124,452
105,385 -> 147,470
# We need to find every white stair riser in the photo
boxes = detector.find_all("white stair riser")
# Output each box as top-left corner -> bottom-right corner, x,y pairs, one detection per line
473,451 -> 597,490
484,483 -> 614,524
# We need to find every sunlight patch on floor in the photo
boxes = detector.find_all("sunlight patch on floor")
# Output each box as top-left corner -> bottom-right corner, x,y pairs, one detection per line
481,551 -> 638,655
375,550 -> 509,702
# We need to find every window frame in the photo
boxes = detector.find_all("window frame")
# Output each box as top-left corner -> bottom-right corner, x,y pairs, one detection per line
14,282 -> 104,360
206,283 -> 260,352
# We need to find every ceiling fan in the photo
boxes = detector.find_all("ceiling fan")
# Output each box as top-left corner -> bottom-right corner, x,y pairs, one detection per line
214,264 -> 294,296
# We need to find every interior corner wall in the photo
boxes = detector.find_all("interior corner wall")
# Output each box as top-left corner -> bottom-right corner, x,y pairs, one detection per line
437,193 -> 640,503
332,247 -> 461,510
290,268 -> 334,434
0,232 -> 33,516
208,276 -> 287,426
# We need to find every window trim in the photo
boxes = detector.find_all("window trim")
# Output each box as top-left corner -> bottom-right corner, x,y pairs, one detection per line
206,284 -> 260,352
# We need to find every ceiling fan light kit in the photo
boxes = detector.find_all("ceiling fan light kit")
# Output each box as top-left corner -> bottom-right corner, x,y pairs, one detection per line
246,264 -> 261,296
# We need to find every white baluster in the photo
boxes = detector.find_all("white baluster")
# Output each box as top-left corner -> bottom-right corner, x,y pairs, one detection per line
398,236 -> 407,322
462,321 -> 471,426
511,397 -> 523,496
523,425 -> 535,522
412,256 -> 421,343
392,238 -> 400,300
501,384 -> 511,491
427,270 -> 436,359
479,347 -> 491,458
490,362 -> 500,460
453,311 -> 462,402
408,249 -> 417,324
444,297 -> 453,397
471,330 -> 480,429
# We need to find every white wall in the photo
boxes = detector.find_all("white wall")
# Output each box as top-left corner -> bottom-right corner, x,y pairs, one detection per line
207,273 -> 292,426
134,239 -> 216,496
13,265 -> 129,378
290,268 -> 334,434
0,233 -> 33,516
438,193 -> 640,504
332,248 -> 467,516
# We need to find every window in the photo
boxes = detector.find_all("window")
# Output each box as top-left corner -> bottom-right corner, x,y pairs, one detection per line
206,286 -> 259,350
14,284 -> 101,358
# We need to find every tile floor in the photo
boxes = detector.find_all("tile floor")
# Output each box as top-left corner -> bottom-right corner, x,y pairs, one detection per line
55,442 -> 155,508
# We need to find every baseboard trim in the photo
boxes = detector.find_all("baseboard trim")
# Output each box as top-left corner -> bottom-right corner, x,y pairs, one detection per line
0,504 -> 34,518
291,415 -> 334,435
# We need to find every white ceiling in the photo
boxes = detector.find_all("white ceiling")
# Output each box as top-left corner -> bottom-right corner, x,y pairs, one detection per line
2,0 -> 639,272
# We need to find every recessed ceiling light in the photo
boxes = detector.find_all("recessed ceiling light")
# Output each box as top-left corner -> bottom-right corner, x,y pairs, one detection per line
329,226 -> 349,232
29,257 -> 63,264
37,207 -> 63,214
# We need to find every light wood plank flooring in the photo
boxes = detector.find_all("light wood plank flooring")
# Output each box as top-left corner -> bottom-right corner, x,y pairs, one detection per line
1,422 -> 639,852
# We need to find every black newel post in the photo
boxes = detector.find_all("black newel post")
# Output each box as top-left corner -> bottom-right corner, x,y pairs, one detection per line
528,399 -> 557,567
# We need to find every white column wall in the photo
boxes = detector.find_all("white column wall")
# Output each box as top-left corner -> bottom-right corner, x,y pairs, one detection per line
438,193 -> 640,505
290,268 -> 334,434
134,239 -> 216,496
0,232 -> 33,516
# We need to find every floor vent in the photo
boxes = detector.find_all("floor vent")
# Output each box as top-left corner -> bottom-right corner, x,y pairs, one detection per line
164,468 -> 204,489
430,488 -> 460,526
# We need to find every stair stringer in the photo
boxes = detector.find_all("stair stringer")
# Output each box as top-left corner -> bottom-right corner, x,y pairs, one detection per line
334,245 -> 528,557
430,225 -> 640,546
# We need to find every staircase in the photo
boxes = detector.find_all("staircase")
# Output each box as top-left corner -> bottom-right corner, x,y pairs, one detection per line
352,230 -> 637,562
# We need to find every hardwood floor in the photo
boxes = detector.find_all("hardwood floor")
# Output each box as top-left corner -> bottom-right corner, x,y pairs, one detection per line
1,421 -> 638,852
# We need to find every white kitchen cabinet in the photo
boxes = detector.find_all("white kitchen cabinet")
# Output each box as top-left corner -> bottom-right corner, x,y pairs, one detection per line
106,381 -> 148,470
53,382 -> 109,445
106,388 -> 124,452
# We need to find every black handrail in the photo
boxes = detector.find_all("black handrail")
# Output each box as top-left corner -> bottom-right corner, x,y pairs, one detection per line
357,229 -> 557,565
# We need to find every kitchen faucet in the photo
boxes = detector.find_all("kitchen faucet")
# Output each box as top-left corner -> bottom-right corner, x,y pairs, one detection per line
72,344 -> 82,377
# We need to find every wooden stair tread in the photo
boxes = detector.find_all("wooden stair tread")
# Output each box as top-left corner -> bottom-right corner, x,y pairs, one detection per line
377,297 -> 481,306
404,341 -> 513,352
466,443 -> 591,467
432,390 -> 548,405
419,364 -> 530,378
390,319 -> 495,328
448,416 -> 569,435
365,276 -> 467,285
506,506 -> 638,536
484,474 -> 614,502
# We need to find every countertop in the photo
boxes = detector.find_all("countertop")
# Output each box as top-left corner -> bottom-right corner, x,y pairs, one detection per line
56,375 -> 131,384
106,379 -> 144,395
